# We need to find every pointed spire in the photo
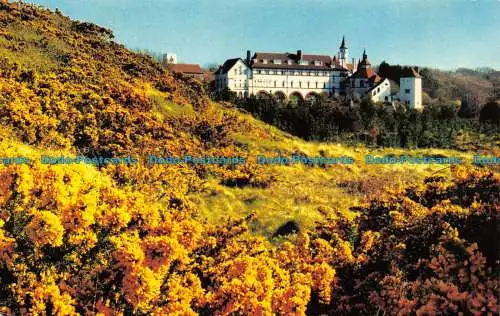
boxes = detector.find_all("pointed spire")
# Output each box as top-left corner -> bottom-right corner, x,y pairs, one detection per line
359,50 -> 371,67
340,36 -> 347,49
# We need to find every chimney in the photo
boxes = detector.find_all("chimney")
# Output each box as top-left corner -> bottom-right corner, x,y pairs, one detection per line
246,50 -> 251,64
297,50 -> 302,60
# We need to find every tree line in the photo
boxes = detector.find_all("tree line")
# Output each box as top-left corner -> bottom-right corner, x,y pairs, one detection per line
223,92 -> 499,149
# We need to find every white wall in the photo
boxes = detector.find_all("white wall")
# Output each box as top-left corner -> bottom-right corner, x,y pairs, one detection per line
369,79 -> 391,103
216,58 -> 390,101
400,77 -> 423,109
249,68 -> 334,99
215,60 -> 249,97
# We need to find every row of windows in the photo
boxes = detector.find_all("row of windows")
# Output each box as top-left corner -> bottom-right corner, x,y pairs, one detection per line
257,59 -> 323,66
254,79 -> 328,89
254,69 -> 331,76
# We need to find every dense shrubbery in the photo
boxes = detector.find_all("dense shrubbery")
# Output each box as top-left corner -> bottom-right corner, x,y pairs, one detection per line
0,2 -> 498,315
0,1 -> 274,192
0,150 -> 497,315
232,93 -> 499,149
234,95 -> 499,149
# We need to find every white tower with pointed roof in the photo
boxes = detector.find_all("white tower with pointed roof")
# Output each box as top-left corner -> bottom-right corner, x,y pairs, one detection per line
338,36 -> 349,68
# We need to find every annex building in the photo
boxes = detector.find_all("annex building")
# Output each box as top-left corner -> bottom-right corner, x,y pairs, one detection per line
215,37 -> 422,109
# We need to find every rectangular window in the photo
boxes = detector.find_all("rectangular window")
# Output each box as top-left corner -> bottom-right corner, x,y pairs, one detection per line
405,89 -> 411,94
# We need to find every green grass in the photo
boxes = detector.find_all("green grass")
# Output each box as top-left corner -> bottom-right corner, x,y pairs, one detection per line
189,110 -> 474,237
0,23 -> 70,73
148,90 -> 195,119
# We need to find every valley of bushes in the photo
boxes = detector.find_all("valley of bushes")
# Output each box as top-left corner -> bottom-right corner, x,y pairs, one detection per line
0,2 -> 498,315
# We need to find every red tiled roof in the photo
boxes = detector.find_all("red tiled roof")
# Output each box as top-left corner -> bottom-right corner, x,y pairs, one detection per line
352,51 -> 379,79
168,63 -> 203,74
352,66 -> 376,79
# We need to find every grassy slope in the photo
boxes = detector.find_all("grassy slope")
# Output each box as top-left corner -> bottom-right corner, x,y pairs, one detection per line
194,109 -> 474,235
0,2 -> 494,238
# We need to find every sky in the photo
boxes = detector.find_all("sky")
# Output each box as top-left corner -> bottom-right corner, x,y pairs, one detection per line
25,0 -> 500,70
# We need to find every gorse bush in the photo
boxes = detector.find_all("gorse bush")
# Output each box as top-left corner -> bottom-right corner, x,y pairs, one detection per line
0,2 -> 498,315
0,149 -> 497,315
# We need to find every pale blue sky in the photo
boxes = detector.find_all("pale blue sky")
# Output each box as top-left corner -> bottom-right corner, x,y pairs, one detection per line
26,0 -> 500,69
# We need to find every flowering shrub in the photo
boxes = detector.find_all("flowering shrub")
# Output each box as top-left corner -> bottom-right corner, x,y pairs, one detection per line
0,3 -> 498,315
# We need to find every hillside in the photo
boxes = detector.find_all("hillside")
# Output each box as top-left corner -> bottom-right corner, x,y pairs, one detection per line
0,2 -> 498,315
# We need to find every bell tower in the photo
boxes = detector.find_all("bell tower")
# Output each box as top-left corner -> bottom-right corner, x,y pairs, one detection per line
338,36 -> 348,67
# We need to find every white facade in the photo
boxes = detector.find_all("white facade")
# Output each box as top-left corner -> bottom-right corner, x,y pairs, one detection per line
368,78 -> 392,103
215,39 -> 422,107
399,77 -> 422,109
215,59 -> 250,97
249,68 -> 335,100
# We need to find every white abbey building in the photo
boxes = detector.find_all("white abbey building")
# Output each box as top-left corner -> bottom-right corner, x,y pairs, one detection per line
215,37 -> 422,109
